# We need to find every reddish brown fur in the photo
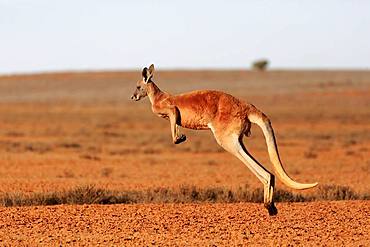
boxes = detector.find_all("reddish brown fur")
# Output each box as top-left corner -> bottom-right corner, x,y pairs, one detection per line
146,83 -> 260,134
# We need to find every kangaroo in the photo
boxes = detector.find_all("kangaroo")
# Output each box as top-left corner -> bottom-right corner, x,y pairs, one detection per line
131,64 -> 318,215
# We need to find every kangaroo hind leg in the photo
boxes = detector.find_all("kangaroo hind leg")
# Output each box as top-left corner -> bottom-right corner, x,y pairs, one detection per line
238,140 -> 277,215
212,131 -> 277,215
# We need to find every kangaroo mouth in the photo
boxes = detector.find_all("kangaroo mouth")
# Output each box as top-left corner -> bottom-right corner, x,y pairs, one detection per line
131,95 -> 140,101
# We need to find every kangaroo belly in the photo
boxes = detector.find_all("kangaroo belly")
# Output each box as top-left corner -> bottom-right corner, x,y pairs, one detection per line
178,112 -> 210,130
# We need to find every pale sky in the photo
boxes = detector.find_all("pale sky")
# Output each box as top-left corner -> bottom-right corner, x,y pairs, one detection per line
1,0 -> 369,74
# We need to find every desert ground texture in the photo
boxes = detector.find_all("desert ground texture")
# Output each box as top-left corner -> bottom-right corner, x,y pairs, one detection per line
0,70 -> 369,245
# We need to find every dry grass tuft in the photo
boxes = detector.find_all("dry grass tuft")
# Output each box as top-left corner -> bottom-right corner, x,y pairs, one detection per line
0,184 -> 367,207
314,184 -> 364,201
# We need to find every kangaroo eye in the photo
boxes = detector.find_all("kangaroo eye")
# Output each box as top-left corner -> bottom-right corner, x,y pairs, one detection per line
137,86 -> 141,89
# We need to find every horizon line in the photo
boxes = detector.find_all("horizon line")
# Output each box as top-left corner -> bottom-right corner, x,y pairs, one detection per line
1,66 -> 370,77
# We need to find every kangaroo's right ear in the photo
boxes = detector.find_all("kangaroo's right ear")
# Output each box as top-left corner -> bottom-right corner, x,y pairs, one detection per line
141,67 -> 148,78
142,67 -> 148,82
142,65 -> 154,83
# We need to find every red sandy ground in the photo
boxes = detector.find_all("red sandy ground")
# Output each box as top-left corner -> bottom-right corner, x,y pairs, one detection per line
0,70 -> 369,245
0,201 -> 369,246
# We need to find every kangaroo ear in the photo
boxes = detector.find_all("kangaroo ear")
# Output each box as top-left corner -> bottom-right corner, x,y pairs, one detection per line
142,67 -> 149,83
146,64 -> 154,82
142,67 -> 148,78
148,64 -> 155,75
142,64 -> 154,83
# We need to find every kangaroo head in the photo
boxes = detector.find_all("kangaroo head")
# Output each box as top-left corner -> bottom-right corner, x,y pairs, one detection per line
131,64 -> 155,101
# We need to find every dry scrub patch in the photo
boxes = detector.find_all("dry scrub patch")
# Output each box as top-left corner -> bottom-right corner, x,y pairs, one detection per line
1,184 -> 367,207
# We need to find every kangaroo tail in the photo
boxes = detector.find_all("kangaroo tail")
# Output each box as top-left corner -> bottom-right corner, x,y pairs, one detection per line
248,112 -> 318,190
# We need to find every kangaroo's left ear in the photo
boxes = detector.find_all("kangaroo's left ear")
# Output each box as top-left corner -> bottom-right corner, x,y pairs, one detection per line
142,64 -> 154,83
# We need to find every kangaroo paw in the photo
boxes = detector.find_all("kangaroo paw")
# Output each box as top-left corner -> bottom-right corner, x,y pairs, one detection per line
264,203 -> 278,216
174,134 -> 186,144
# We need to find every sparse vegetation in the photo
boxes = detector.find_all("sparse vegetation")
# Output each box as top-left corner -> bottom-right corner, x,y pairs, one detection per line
0,141 -> 53,154
101,167 -> 113,177
304,150 -> 318,159
58,142 -> 82,149
59,170 -> 75,178
0,184 -> 367,207
252,59 -> 269,71
80,154 -> 101,161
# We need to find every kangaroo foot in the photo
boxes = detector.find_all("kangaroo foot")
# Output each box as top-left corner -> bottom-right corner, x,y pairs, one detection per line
174,134 -> 186,144
264,202 -> 278,216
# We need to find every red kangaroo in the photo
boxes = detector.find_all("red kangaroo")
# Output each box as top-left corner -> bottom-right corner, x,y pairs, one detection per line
131,64 -> 318,215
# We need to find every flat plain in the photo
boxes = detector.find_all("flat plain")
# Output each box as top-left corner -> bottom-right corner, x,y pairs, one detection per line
0,70 -> 369,245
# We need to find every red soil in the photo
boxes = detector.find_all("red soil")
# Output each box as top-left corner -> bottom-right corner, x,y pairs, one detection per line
0,70 -> 369,245
0,201 -> 369,246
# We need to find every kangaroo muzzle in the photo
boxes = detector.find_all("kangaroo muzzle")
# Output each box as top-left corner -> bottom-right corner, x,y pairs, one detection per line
131,94 -> 140,101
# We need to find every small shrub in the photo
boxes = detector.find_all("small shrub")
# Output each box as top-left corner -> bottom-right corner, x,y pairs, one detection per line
304,151 -> 318,159
101,167 -> 113,177
58,142 -> 81,149
59,170 -> 75,178
80,154 -> 101,161
252,59 -> 269,71
24,142 -> 52,154
316,185 -> 359,200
